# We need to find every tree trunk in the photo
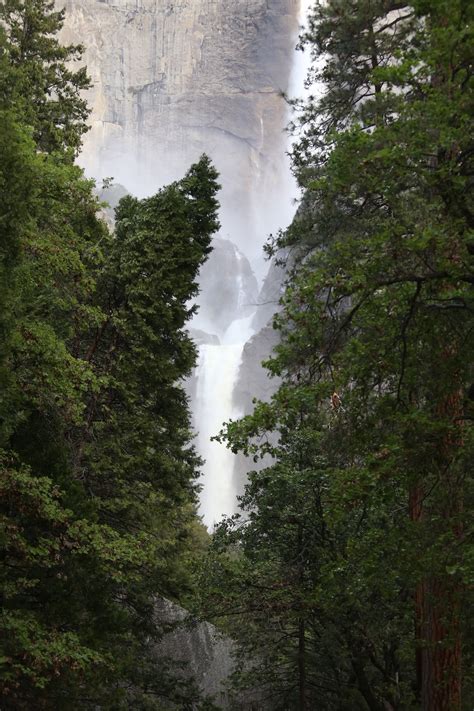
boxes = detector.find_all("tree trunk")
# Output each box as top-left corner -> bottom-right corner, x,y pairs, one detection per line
409,484 -> 424,704
295,519 -> 307,711
411,387 -> 463,710
351,657 -> 385,711
421,578 -> 461,710
298,617 -> 307,711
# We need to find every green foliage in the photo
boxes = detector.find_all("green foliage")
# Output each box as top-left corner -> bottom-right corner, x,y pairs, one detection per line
71,156 -> 221,603
0,1 -> 221,704
0,149 -> 221,706
1,453 -> 108,703
201,1 -> 474,709
0,0 -> 90,155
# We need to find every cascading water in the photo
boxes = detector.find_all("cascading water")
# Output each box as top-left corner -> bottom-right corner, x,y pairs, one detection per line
195,344 -> 242,528
193,1 -> 313,528
195,314 -> 255,528
62,0 -> 313,529
194,334 -> 268,531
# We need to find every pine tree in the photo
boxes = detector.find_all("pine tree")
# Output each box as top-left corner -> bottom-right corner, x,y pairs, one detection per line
0,0 -> 90,155
202,1 -> 474,708
289,3 -> 474,706
0,0 -> 222,702
0,150 -> 222,707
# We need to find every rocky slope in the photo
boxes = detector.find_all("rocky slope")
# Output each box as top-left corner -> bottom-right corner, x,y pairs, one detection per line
154,598 -> 234,708
194,238 -> 259,334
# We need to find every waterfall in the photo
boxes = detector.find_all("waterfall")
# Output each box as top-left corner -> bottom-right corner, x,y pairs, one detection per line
193,0 -> 313,528
195,315 -> 255,528
62,0 -> 312,529
195,344 -> 241,528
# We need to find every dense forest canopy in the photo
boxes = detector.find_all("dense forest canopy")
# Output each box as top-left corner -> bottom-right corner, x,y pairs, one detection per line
1,0 -> 473,709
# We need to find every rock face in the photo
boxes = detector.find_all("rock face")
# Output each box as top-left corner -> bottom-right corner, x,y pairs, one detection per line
98,182 -> 129,211
231,259 -> 289,497
234,324 -> 280,416
234,255 -> 288,419
154,598 -> 235,708
155,599 -> 271,710
232,323 -> 281,497
60,0 -> 300,263
252,255 -> 287,332
194,238 -> 259,335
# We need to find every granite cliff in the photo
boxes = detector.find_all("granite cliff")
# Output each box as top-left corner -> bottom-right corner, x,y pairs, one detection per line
60,0 -> 300,263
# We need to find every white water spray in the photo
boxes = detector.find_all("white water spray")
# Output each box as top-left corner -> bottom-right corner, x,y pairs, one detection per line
194,0 -> 315,528
195,315 -> 255,528
195,344 -> 242,528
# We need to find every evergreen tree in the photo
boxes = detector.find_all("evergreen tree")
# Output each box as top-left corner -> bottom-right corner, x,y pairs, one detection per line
0,0 -> 90,155
74,156 -> 220,571
0,150 -> 221,708
0,0 -> 222,703
202,1 -> 474,709
0,109 -> 122,707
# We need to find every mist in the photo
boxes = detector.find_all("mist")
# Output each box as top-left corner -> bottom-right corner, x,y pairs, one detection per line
62,0 -> 313,528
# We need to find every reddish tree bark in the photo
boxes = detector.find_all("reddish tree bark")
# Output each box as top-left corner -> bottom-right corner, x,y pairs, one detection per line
410,386 -> 463,710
